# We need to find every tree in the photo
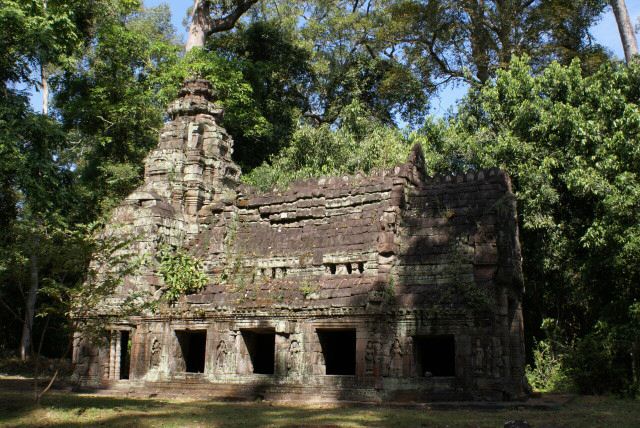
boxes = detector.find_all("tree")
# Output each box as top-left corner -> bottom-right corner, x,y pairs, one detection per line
243,98 -> 414,190
225,0 -> 608,131
386,0 -> 609,85
0,0 -> 98,361
0,96 -> 78,361
0,0 -> 167,362
54,4 -> 182,218
244,0 -> 429,127
186,0 -> 260,51
208,20 -> 314,168
55,4 -> 272,206
425,57 -> 640,393
611,0 -> 638,63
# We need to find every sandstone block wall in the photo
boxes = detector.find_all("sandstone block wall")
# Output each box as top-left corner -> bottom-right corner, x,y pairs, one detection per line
73,79 -> 526,402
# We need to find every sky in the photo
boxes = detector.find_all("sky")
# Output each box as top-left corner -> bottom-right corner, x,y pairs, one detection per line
28,1 -> 640,117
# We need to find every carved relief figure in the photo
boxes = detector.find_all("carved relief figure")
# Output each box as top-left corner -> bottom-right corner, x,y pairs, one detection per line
492,338 -> 504,378
173,339 -> 185,372
150,337 -> 161,368
317,351 -> 325,375
473,339 -> 485,375
365,341 -> 376,375
485,341 -> 493,376
75,341 -> 92,378
286,340 -> 301,375
216,340 -> 228,372
187,122 -> 203,149
388,339 -> 403,377
405,337 -> 414,377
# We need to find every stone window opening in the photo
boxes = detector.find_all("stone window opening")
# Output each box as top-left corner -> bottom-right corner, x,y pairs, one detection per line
241,329 -> 275,374
271,268 -> 276,279
317,329 -> 356,375
325,262 -> 364,275
119,331 -> 131,380
108,330 -> 131,380
413,335 -> 456,377
175,330 -> 207,373
325,264 -> 337,275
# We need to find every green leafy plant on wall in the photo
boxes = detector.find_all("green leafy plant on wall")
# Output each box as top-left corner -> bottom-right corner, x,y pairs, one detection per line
299,281 -> 318,299
157,245 -> 208,303
440,238 -> 493,313
383,277 -> 396,304
220,212 -> 244,287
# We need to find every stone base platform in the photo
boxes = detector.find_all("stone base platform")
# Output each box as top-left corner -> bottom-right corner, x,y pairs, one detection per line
78,380 -> 572,410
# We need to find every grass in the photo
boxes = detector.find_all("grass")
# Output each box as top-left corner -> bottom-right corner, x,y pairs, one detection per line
0,390 -> 638,428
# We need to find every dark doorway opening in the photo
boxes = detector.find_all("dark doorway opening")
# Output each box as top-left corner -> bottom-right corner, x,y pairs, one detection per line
317,329 -> 356,375
241,330 -> 275,374
414,335 -> 455,377
176,330 -> 207,373
119,331 -> 130,380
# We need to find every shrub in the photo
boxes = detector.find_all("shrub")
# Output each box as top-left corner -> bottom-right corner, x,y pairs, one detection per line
157,245 -> 208,303
526,340 -> 572,392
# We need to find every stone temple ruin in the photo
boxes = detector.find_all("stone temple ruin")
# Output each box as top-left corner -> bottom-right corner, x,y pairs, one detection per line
73,79 -> 527,402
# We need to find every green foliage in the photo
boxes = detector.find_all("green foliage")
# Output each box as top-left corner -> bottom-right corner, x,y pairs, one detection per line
0,87 -> 82,356
249,1 -> 430,127
52,222 -> 147,343
157,245 -> 208,303
54,3 -> 181,218
525,319 -> 572,392
0,356 -> 73,379
566,320 -> 639,395
526,340 -> 569,392
243,99 -> 414,190
429,56 -> 640,394
299,281 -> 318,298
386,0 -> 608,85
0,0 -> 85,84
151,47 -> 271,169
211,20 -> 313,169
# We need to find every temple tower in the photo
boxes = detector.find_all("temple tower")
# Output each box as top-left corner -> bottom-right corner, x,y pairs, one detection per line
143,78 -> 241,220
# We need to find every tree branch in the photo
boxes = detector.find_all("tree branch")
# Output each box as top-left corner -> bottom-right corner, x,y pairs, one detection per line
207,0 -> 260,35
0,296 -> 21,321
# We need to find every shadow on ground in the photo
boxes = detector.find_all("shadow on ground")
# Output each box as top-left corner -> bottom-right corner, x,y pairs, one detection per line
0,379 -> 638,428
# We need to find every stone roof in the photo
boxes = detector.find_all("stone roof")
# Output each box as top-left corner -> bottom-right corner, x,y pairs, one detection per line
98,79 -> 522,317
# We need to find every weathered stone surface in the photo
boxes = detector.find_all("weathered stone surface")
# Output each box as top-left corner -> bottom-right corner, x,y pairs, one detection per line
73,79 -> 527,403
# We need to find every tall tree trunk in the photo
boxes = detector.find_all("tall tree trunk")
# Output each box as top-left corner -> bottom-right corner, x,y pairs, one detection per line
186,0 -> 210,51
20,0 -> 46,363
41,0 -> 48,114
185,0 -> 259,52
41,64 -> 48,116
610,0 -> 638,63
20,246 -> 39,361
468,0 -> 491,83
